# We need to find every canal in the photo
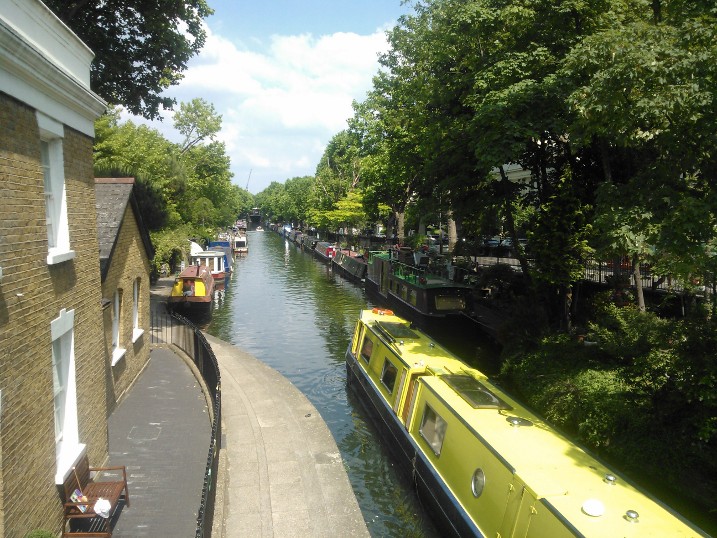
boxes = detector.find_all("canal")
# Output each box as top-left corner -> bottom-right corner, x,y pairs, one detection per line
206,230 -> 496,536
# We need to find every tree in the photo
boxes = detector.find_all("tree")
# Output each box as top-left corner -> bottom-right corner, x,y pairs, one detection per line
94,109 -> 186,226
314,131 -> 362,210
174,98 -> 222,154
44,0 -> 213,119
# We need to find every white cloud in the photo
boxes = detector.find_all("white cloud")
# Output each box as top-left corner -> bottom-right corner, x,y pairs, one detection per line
167,25 -> 390,192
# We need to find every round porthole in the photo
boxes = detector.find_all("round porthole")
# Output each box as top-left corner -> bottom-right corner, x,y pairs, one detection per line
471,468 -> 486,498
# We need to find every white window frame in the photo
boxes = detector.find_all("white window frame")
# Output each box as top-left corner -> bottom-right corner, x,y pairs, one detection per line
51,308 -> 85,484
419,404 -> 448,457
132,278 -> 144,342
37,112 -> 75,265
111,289 -> 126,365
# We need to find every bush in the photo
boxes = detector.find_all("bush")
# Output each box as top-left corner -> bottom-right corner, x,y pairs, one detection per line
501,303 -> 717,521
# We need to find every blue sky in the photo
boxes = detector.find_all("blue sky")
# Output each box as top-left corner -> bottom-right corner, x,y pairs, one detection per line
127,0 -> 412,194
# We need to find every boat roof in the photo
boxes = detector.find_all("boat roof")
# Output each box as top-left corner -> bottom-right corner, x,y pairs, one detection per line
192,250 -> 224,257
359,309 -> 705,537
369,251 -> 472,289
177,265 -> 212,279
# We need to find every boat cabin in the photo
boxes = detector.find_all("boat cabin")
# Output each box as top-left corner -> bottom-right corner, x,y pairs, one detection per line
233,234 -> 248,255
191,250 -> 228,281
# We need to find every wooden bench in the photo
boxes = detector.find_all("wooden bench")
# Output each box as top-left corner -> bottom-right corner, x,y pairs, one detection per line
61,452 -> 130,537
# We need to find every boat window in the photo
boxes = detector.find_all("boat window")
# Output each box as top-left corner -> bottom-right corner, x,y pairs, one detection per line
443,375 -> 512,410
471,468 -> 486,498
435,295 -> 466,311
420,404 -> 447,456
380,359 -> 398,393
409,289 -> 417,306
375,322 -> 419,340
360,337 -> 374,362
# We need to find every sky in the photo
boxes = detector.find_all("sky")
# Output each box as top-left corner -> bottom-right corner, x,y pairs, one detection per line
125,0 -> 412,194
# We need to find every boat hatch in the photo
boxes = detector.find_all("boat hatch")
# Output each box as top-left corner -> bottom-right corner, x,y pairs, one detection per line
375,321 -> 419,341
443,375 -> 512,410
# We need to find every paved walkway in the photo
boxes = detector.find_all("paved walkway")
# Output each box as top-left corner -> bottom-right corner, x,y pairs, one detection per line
106,347 -> 210,537
105,277 -> 368,536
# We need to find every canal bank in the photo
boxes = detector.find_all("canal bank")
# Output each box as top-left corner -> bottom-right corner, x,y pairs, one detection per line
150,276 -> 368,536
205,332 -> 369,537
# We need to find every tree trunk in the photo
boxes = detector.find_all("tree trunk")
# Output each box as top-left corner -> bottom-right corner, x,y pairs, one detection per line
499,166 -> 532,287
418,216 -> 427,236
447,213 -> 458,251
558,284 -> 573,332
396,210 -> 405,243
632,254 -> 646,311
599,138 -> 613,183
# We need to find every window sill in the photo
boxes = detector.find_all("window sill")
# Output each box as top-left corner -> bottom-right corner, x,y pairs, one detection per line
132,328 -> 144,343
111,347 -> 126,366
47,249 -> 76,265
55,443 -> 87,485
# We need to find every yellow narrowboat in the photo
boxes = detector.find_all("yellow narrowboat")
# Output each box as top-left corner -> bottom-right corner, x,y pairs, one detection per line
167,265 -> 215,313
345,308 -> 707,537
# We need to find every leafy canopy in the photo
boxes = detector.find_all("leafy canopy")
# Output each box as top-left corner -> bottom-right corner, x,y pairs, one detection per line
44,0 -> 213,119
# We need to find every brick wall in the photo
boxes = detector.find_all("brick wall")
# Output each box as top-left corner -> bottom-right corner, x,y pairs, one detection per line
0,93 -> 108,535
102,202 -> 152,409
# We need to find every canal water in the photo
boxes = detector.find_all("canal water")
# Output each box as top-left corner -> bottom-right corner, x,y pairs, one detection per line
206,230 -> 495,537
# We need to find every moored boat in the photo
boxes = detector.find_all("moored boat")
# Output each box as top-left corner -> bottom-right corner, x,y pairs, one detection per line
345,308 -> 707,538
365,249 -> 473,328
233,233 -> 248,256
313,241 -> 337,263
191,250 -> 229,284
300,235 -> 318,251
208,240 -> 234,272
332,249 -> 367,283
167,265 -> 215,312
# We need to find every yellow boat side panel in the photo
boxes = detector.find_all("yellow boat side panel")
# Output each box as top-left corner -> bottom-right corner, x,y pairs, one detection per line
194,280 -> 206,296
170,278 -> 208,298
353,309 -> 704,538
170,279 -> 184,297
409,379 -> 515,537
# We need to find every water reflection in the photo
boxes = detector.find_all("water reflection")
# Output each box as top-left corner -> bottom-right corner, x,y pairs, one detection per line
207,232 -> 480,536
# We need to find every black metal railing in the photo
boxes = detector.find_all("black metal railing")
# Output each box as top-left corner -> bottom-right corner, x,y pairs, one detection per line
452,255 -> 698,295
151,307 -> 221,538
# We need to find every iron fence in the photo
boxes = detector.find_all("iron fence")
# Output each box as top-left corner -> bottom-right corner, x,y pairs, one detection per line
452,255 -> 697,295
151,307 -> 221,538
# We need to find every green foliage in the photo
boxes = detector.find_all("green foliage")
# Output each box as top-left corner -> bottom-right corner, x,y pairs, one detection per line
502,303 -> 717,511
44,0 -> 213,119
94,108 -> 246,233
314,131 -> 362,210
174,98 -> 222,154
530,171 -> 594,287
256,177 -> 315,225
404,234 -> 427,250
149,225 -> 198,276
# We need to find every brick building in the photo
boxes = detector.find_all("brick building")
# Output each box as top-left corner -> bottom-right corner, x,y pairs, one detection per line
95,178 -> 154,409
0,0 -> 107,534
